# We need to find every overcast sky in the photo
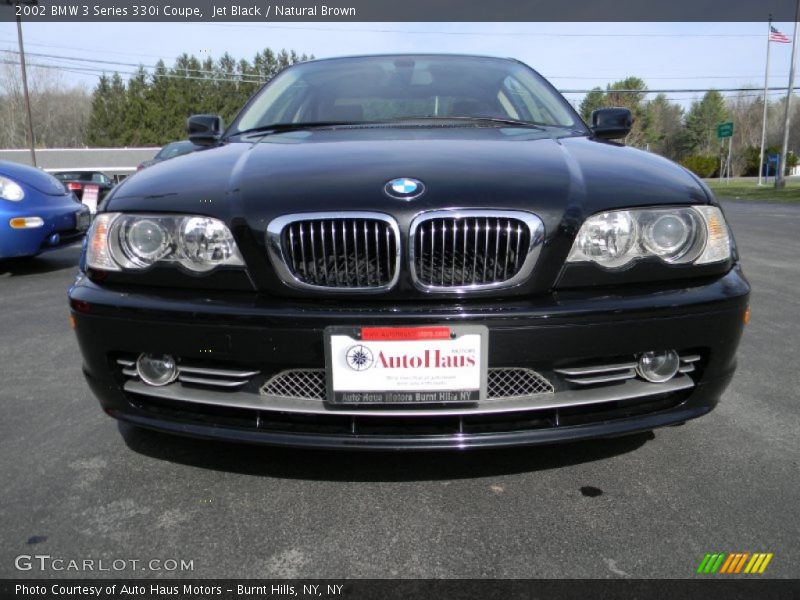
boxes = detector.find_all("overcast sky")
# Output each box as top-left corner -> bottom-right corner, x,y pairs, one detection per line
0,21 -> 796,109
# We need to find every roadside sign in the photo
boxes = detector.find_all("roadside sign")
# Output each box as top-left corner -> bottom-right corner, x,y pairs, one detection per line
768,153 -> 780,164
717,122 -> 734,139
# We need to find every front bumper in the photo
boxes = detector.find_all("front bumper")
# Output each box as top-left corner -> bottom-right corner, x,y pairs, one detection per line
69,267 -> 749,450
0,202 -> 89,258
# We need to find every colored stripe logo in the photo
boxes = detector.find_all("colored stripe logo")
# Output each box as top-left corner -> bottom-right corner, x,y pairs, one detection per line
696,552 -> 773,574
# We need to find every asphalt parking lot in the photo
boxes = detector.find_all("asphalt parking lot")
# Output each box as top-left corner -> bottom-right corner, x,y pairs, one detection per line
0,200 -> 797,579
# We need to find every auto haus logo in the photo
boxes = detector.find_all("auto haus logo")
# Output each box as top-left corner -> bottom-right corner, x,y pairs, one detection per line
345,345 -> 374,371
345,344 -> 475,371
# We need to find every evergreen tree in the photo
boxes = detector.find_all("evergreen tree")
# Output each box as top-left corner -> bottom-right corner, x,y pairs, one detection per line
121,67 -> 152,145
86,74 -> 112,146
683,90 -> 728,156
645,94 -> 684,159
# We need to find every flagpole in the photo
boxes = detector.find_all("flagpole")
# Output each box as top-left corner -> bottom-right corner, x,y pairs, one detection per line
758,16 -> 772,186
777,3 -> 800,189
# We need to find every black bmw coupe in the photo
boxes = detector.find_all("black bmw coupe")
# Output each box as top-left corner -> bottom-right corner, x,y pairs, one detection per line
70,54 -> 749,449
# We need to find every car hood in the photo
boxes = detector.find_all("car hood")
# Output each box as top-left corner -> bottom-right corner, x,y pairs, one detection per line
0,160 -> 68,195
109,128 -> 708,222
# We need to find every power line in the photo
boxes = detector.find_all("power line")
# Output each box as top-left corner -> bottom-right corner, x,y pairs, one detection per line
547,75 -> 769,80
205,23 -> 768,38
6,51 -> 800,99
0,36 -> 181,61
0,48 -> 269,82
0,36 -> 777,86
0,44 -> 785,85
8,57 -> 800,100
0,59 -> 268,84
560,86 -> 800,93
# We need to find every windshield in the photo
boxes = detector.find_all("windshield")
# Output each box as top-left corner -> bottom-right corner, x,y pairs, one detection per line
54,172 -> 108,183
231,55 -> 585,134
156,142 -> 198,159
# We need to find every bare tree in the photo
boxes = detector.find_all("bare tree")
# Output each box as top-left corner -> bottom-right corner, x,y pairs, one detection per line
727,89 -> 766,176
0,53 -> 91,148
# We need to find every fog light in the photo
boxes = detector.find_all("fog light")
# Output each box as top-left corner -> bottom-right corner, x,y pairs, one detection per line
636,350 -> 679,383
136,353 -> 177,386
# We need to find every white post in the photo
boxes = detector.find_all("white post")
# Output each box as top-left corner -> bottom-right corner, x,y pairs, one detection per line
777,3 -> 800,188
727,136 -> 733,182
758,17 -> 773,186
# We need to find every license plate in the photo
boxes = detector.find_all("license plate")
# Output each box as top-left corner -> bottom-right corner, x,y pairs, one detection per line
75,212 -> 91,232
81,185 -> 99,214
324,325 -> 488,404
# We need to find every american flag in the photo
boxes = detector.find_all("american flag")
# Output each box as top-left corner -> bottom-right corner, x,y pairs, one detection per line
769,26 -> 791,44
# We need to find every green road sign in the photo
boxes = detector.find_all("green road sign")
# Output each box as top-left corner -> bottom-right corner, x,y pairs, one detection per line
717,122 -> 734,138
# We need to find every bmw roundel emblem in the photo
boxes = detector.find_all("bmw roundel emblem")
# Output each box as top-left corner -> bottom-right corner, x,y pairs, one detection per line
385,177 -> 425,200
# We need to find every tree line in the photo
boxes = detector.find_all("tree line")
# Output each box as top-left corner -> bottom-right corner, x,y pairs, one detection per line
579,77 -> 798,177
2,50 -> 800,178
86,48 -> 312,146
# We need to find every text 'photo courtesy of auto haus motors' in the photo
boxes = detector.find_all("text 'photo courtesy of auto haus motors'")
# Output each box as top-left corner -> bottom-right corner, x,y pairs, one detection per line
67,54 -> 750,450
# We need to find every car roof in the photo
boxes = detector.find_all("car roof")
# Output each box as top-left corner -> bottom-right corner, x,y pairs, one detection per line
299,53 -> 521,67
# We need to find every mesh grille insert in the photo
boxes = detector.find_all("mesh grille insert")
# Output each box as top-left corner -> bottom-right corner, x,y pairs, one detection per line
261,368 -> 553,401
487,368 -> 554,398
262,369 -> 327,400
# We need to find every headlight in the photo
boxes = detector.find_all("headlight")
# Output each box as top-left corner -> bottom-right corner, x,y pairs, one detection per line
86,213 -> 244,273
0,176 -> 25,201
567,206 -> 731,269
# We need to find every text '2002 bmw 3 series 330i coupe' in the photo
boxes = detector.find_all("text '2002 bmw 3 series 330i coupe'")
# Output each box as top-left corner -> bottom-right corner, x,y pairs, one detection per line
69,54 -> 750,450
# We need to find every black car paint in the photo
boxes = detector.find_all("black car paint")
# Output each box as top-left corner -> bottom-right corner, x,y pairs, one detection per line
70,57 -> 749,449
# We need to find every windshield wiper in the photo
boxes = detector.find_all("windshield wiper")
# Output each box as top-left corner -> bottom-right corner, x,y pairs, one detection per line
232,121 -> 359,137
233,117 -> 566,138
383,116 -> 548,129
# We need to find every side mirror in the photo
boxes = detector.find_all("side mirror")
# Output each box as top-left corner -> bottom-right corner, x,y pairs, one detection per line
187,114 -> 224,146
590,108 -> 633,140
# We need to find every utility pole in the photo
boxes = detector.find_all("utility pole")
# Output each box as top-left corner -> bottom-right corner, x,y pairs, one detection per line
777,2 -> 800,188
758,16 -> 773,186
5,0 -> 39,167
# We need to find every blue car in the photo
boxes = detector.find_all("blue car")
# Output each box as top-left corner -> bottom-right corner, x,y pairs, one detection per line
0,160 -> 91,260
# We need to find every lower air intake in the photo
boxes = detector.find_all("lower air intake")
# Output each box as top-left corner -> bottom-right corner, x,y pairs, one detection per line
261,368 -> 554,401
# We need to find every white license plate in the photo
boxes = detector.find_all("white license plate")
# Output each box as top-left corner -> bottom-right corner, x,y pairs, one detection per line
82,185 -> 99,214
324,325 -> 488,404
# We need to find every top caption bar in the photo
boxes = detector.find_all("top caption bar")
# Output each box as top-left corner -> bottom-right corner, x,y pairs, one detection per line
0,0 -> 797,22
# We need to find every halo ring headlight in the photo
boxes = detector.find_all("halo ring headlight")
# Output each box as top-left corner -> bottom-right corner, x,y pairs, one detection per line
86,213 -> 244,273
123,219 -> 171,264
567,206 -> 729,269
